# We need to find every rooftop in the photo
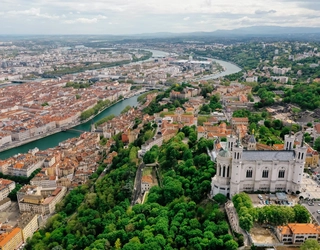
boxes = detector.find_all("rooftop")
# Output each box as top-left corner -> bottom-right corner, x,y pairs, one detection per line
242,150 -> 295,161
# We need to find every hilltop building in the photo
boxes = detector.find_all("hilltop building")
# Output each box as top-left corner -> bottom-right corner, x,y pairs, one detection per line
210,133 -> 306,198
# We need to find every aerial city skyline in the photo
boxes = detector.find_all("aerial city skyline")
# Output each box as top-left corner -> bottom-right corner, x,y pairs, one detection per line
1,0 -> 320,249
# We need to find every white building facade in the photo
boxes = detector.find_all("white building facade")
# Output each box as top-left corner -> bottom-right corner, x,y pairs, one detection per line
211,134 -> 306,198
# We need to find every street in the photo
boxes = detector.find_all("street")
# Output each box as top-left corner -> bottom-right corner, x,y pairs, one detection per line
303,203 -> 320,224
131,163 -> 145,206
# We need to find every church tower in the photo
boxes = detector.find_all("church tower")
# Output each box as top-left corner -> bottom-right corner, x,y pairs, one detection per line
227,134 -> 237,152
230,136 -> 243,197
284,134 -> 295,150
292,138 -> 307,192
248,129 -> 257,150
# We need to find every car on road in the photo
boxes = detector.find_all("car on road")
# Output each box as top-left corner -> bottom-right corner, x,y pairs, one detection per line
258,194 -> 263,200
317,210 -> 320,214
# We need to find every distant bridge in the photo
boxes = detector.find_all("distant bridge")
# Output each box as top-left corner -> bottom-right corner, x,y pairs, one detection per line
62,128 -> 102,133
65,128 -> 88,133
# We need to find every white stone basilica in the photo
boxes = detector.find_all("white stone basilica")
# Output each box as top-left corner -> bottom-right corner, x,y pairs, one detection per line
210,133 -> 307,198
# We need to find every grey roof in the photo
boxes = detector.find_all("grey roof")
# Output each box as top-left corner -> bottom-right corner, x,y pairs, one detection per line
242,150 -> 295,161
276,192 -> 288,200
219,149 -> 231,158
248,134 -> 256,144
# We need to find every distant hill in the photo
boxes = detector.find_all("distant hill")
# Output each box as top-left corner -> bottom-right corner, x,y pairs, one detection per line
121,26 -> 320,39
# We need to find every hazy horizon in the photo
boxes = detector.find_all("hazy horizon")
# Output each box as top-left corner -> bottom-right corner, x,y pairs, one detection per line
1,0 -> 320,35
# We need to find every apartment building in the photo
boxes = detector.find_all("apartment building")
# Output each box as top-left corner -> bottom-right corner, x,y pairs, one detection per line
11,128 -> 31,142
0,133 -> 12,147
30,174 -> 57,189
17,185 -> 67,215
0,227 -> 23,250
197,122 -> 232,140
0,179 -> 15,201
0,159 -> 13,175
7,158 -> 44,177
0,198 -> 11,212
17,213 -> 39,242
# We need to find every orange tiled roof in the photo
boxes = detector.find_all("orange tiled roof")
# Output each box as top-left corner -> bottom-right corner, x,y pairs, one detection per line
273,144 -> 284,150
0,227 -> 22,247
197,126 -> 205,133
141,175 -> 153,184
287,223 -> 320,235
232,117 -> 249,122
278,225 -> 291,235
314,123 -> 320,134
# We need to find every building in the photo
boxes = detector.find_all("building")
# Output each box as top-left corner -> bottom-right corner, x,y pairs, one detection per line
197,122 -> 232,140
141,167 -> 157,193
0,227 -> 23,250
0,179 -> 15,201
17,213 -> 39,242
140,135 -> 163,157
141,175 -> 154,193
246,76 -> 258,83
313,123 -> 320,141
7,158 -> 44,177
210,133 -> 306,198
0,198 -> 11,212
277,223 -> 320,244
305,146 -> 319,168
30,174 -> 57,189
17,185 -> 67,215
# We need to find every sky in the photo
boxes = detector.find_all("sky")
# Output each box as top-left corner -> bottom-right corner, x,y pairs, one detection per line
1,0 -> 320,35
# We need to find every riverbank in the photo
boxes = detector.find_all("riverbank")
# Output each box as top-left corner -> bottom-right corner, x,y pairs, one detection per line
0,49 -> 241,159
0,127 -> 64,154
0,90 -> 146,155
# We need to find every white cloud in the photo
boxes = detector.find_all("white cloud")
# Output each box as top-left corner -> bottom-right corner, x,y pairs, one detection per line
1,7 -> 60,19
1,0 -> 320,34
97,15 -> 107,19
64,17 -> 98,24
64,14 -> 107,24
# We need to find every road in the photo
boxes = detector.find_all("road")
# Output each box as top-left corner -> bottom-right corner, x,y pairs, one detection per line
131,163 -> 145,206
302,203 -> 320,224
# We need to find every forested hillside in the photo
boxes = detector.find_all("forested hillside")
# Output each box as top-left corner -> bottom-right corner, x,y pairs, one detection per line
26,127 -> 239,250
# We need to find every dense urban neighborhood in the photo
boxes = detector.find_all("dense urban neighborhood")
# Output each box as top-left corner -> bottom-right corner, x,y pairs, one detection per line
1,36 -> 320,250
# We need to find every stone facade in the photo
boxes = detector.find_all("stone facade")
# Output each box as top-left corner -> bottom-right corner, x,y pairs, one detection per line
211,134 -> 306,198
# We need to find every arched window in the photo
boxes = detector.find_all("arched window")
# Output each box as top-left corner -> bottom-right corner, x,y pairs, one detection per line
227,166 -> 230,178
278,170 -> 285,178
223,166 -> 226,177
262,170 -> 269,178
246,169 -> 253,178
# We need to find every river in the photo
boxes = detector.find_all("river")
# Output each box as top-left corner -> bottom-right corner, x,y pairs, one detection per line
0,49 -> 240,159
198,58 -> 242,80
0,95 -> 140,159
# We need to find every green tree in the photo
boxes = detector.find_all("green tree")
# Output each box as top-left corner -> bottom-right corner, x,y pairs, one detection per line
225,240 -> 238,250
315,137 -> 320,151
115,238 -> 122,249
213,194 -> 227,204
300,239 -> 320,250
293,204 -> 310,223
